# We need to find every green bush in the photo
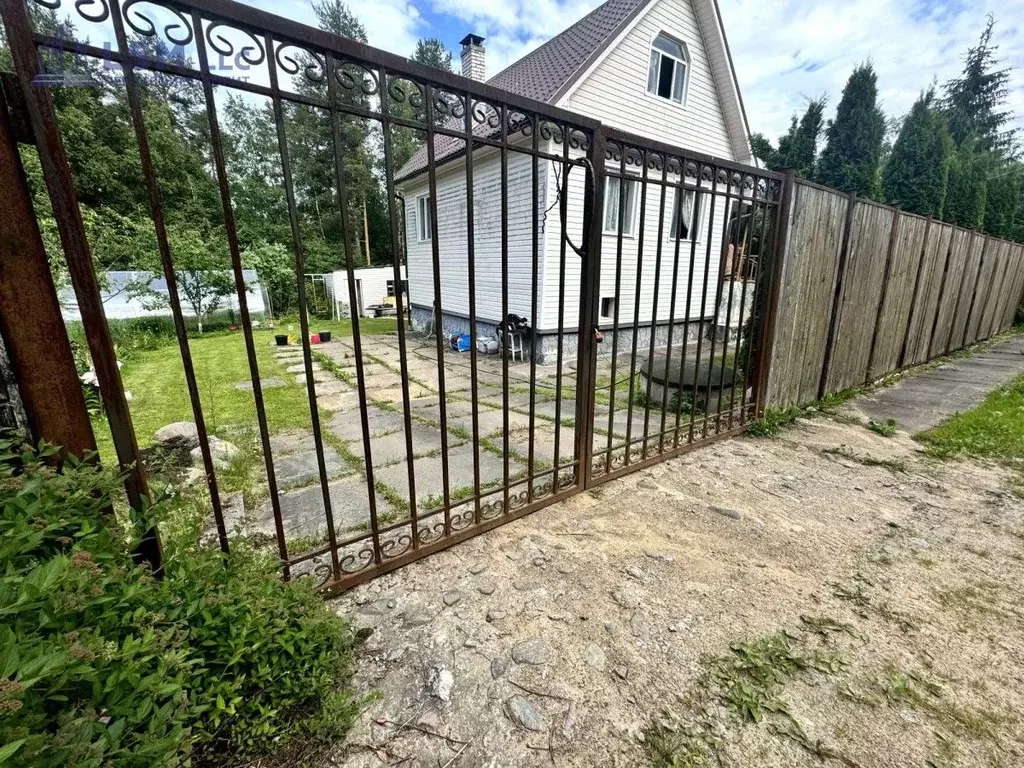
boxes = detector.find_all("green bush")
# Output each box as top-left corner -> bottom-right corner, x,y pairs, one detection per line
0,431 -> 358,767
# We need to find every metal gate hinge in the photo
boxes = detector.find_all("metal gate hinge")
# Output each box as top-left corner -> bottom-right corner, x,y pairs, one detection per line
0,72 -> 36,145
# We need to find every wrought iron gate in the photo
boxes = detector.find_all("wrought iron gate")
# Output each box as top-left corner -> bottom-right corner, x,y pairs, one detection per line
0,0 -> 784,591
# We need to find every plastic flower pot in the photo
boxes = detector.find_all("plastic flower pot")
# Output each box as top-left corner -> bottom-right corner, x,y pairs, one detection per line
275,334 -> 289,346
311,334 -> 321,344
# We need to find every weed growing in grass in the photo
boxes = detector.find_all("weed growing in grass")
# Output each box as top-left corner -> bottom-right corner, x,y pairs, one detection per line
746,406 -> 802,437
867,419 -> 898,437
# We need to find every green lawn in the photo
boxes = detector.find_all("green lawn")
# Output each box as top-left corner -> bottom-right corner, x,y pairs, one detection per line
93,317 -> 396,458
917,372 -> 1024,461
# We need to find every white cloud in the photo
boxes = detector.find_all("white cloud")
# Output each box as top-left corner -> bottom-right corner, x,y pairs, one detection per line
718,0 -> 1024,141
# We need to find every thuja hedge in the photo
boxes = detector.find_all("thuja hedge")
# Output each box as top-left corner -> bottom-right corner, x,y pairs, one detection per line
0,431 -> 359,767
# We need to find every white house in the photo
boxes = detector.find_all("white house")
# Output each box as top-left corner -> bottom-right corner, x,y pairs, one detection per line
395,0 -> 754,361
330,266 -> 408,319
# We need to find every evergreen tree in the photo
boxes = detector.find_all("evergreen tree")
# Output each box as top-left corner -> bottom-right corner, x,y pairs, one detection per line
882,90 -> 953,216
781,97 -> 826,178
983,165 -> 1023,239
748,132 -> 781,169
816,63 -> 886,197
412,38 -> 453,72
942,139 -> 989,229
941,16 -> 1016,156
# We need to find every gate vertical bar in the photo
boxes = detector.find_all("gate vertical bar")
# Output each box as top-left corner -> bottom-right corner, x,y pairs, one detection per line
1,0 -> 160,572
109,1 -> 228,552
266,41 -> 341,578
327,55 -> 381,566
192,11 -> 285,576
575,128 -> 605,489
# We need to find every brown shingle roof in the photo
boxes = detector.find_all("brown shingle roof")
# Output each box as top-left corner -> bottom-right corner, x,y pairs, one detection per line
396,0 -> 648,181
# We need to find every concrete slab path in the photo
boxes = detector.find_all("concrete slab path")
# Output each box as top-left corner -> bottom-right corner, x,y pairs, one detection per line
852,334 -> 1024,434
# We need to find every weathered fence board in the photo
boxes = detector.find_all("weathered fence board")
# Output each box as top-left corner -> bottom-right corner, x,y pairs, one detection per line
964,238 -> 996,345
867,213 -> 929,380
996,245 -> 1024,333
824,201 -> 895,393
904,222 -> 954,366
980,241 -> 1010,339
929,227 -> 972,357
765,182 -> 847,408
955,234 -> 986,348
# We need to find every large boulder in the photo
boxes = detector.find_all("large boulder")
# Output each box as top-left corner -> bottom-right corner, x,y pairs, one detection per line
154,422 -> 200,448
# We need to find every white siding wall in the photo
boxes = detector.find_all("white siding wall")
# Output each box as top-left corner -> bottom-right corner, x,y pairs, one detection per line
400,143 -> 549,327
331,266 -> 406,318
561,0 -> 736,160
540,144 -> 724,332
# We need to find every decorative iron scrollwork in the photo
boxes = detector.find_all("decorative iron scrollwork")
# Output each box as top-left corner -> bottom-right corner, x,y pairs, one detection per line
379,531 -> 413,560
205,22 -> 266,68
470,99 -> 501,131
432,89 -> 465,120
275,44 -> 326,85
122,0 -> 194,46
334,58 -> 379,96
338,547 -> 374,574
567,127 -> 589,152
506,110 -> 532,138
387,75 -> 425,110
539,120 -> 564,144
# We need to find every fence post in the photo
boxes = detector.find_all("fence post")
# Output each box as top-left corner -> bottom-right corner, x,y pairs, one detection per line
864,205 -> 901,384
751,169 -> 795,417
0,78 -> 96,457
817,190 -> 857,399
574,127 -> 606,490
1,1 -> 161,573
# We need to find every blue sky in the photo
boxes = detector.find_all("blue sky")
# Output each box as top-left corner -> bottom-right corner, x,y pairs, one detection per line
244,0 -> 1024,143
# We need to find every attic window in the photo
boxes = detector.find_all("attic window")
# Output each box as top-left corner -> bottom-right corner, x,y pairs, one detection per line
647,33 -> 688,104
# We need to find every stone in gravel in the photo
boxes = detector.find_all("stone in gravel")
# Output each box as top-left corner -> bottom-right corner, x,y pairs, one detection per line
358,598 -> 391,616
427,665 -> 454,702
469,562 -> 487,575
637,478 -> 660,490
613,666 -> 629,680
190,436 -> 240,470
710,505 -> 742,520
512,637 -> 553,665
646,551 -> 675,563
490,656 -> 509,679
505,696 -> 545,732
442,591 -> 462,607
403,609 -> 432,627
612,588 -> 641,609
625,565 -> 645,580
556,564 -> 572,574
909,537 -> 930,550
385,647 -> 407,662
532,557 -> 546,567
417,709 -> 443,734
583,643 -> 606,671
513,580 -> 542,592
630,611 -> 650,642
486,610 -> 506,623
477,582 -> 496,595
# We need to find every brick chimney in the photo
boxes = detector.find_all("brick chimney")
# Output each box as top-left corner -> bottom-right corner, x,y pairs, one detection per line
459,34 -> 486,81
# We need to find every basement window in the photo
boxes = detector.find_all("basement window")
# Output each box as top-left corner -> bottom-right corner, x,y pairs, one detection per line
647,33 -> 689,104
600,296 -> 617,318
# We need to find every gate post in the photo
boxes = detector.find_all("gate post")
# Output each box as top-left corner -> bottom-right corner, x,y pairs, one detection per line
751,169 -> 794,417
0,79 -> 96,457
573,127 -> 606,489
1,2 -> 161,572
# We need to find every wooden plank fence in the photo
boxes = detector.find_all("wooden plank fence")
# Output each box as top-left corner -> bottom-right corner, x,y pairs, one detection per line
766,177 -> 1024,409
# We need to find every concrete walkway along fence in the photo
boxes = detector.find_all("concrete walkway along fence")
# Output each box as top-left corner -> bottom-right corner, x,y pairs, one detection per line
765,174 -> 1024,409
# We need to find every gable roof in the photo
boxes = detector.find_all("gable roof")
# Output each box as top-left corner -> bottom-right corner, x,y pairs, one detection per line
396,0 -> 750,181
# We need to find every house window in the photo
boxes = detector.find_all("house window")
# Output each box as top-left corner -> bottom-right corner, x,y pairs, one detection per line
647,33 -> 688,104
669,189 -> 703,241
386,280 -> 395,297
603,177 -> 638,235
416,195 -> 432,242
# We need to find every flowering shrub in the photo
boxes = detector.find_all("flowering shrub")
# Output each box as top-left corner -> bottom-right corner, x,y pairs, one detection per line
0,432 -> 358,767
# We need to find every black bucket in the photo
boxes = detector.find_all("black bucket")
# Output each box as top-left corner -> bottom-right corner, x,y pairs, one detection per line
274,334 -> 289,346
319,331 -> 332,343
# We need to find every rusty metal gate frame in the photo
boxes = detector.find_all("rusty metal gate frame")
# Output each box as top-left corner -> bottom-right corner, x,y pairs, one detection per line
0,0 -> 785,591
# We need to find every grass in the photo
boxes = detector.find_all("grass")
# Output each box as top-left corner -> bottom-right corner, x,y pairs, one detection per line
92,317 -> 395,463
918,372 -> 1024,461
867,419 -> 898,437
